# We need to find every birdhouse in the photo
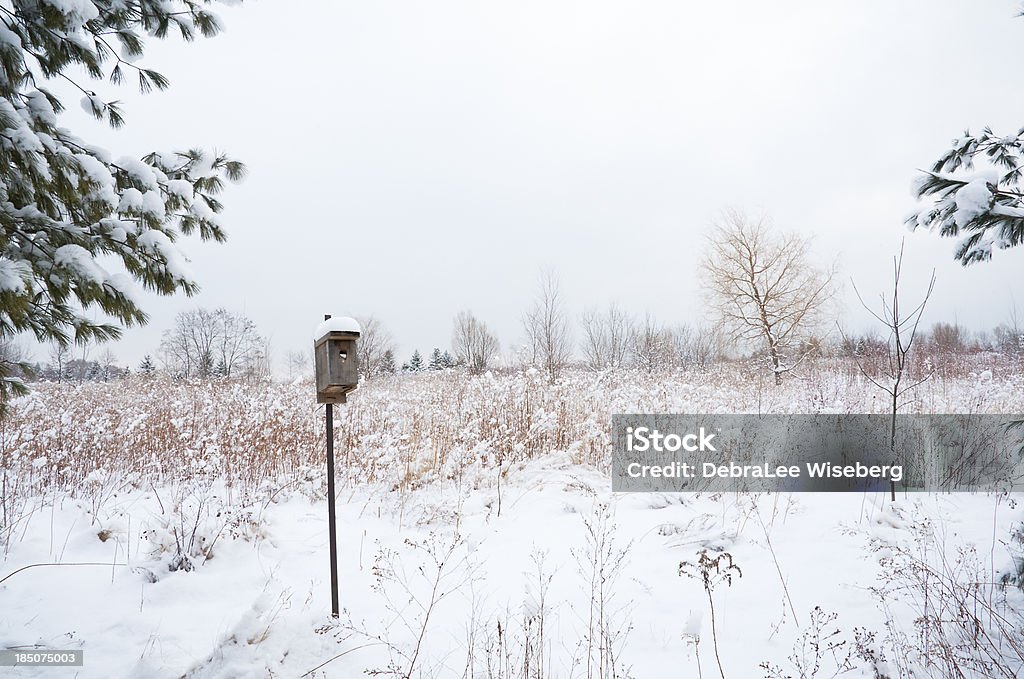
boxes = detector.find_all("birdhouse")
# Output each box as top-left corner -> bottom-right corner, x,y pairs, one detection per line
314,315 -> 361,404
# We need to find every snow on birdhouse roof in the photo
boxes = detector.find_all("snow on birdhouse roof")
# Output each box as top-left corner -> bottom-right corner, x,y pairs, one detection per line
314,316 -> 361,340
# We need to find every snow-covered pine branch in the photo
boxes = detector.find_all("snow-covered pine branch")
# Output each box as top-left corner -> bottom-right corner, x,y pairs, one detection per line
0,1 -> 246,411
909,128 -> 1024,264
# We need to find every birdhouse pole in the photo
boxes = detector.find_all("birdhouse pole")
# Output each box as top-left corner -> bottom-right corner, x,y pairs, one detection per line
314,313 -> 361,619
324,373 -> 340,616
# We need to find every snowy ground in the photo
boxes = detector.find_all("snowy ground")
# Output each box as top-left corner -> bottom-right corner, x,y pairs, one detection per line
1,453 -> 1020,678
2,368 -> 1023,677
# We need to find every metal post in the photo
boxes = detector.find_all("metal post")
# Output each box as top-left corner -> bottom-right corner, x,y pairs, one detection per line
325,315 -> 340,618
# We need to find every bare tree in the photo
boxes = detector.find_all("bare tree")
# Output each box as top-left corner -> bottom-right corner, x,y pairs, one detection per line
48,342 -> 70,383
667,324 -> 723,370
701,210 -> 835,384
523,270 -> 572,381
355,315 -> 395,378
159,308 -> 264,379
216,311 -> 263,377
160,308 -> 214,377
99,349 -> 118,380
994,324 -> 1024,356
579,303 -> 634,370
928,322 -> 966,353
74,340 -> 93,383
452,311 -> 499,373
286,349 -> 308,379
631,314 -> 675,373
845,242 -> 936,501
250,337 -> 272,381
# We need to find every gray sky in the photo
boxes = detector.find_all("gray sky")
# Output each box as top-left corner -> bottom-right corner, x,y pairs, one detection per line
48,0 -> 1024,367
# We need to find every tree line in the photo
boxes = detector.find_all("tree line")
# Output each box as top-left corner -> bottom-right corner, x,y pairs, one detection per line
356,211 -> 1024,386
8,212 -> 1024,390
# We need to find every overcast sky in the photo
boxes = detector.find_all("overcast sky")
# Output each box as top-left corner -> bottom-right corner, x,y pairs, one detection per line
46,0 -> 1024,367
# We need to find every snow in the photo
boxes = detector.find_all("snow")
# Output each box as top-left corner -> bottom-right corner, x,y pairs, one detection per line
41,0 -> 100,25
152,152 -> 180,170
73,153 -> 117,207
8,123 -> 44,153
954,177 -> 994,228
117,187 -> 144,212
140,190 -> 166,219
991,203 -> 1024,219
23,91 -> 56,126
0,257 -> 29,293
99,217 -> 138,240
53,244 -> 106,283
189,197 -> 217,222
79,94 -> 104,118
189,150 -> 217,177
2,371 -> 1023,677
103,273 -> 142,305
1,458 -> 1018,678
314,316 -> 361,339
136,229 -> 193,284
165,179 -> 194,202
116,157 -> 160,190
0,20 -> 22,51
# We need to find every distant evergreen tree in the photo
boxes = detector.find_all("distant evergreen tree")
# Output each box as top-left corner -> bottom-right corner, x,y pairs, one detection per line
380,349 -> 397,375
139,355 -> 156,374
407,350 -> 424,372
198,352 -> 214,378
212,358 -> 227,378
86,362 -> 101,381
428,347 -> 444,370
441,350 -> 457,369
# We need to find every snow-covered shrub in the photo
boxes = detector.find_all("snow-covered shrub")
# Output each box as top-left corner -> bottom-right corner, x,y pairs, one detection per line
358,531 -> 475,678
573,504 -> 633,679
2,360 -> 1023,512
870,517 -> 1024,677
141,480 -> 264,573
760,607 -> 887,679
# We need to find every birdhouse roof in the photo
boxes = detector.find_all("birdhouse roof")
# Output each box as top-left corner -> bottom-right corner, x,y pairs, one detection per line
313,316 -> 361,340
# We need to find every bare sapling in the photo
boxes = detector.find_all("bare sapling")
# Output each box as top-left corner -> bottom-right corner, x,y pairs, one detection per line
572,504 -> 633,679
846,240 -> 936,501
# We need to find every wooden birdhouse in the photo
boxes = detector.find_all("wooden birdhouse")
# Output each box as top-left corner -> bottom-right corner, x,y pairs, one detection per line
314,315 -> 361,404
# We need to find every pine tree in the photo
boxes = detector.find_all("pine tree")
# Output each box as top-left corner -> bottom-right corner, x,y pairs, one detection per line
908,15 -> 1024,265
0,2 -> 246,412
910,129 -> 1024,264
428,347 -> 444,370
407,350 -> 424,372
198,352 -> 214,379
139,355 -> 156,375
380,349 -> 396,375
441,350 -> 457,369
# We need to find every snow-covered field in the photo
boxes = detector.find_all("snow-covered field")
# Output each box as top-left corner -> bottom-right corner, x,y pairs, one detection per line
2,365 -> 1023,677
